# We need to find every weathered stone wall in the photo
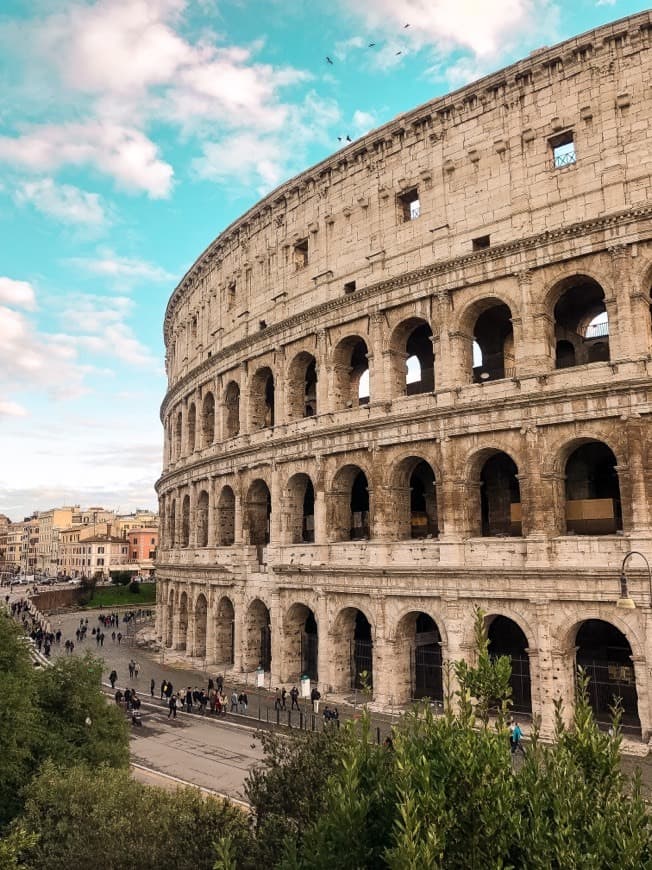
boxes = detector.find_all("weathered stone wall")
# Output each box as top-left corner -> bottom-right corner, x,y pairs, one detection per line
157,12 -> 652,740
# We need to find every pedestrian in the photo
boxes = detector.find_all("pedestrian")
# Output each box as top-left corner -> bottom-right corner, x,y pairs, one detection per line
99,632 -> 105,647
230,690 -> 238,713
281,687 -> 287,710
134,661 -> 140,678
109,669 -> 117,689
117,632 -> 122,645
274,687 -> 282,711
161,680 -> 167,700
290,685 -> 300,710
311,686 -> 321,715
111,631 -> 116,643
185,687 -> 193,713
168,694 -> 177,719
150,678 -> 155,698
128,659 -> 135,680
238,692 -> 248,714
510,719 -> 526,757
216,673 -> 224,693
115,690 -> 123,706
69,640 -> 74,655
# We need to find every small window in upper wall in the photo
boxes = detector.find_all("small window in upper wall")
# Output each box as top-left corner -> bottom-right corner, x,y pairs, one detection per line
227,280 -> 236,309
191,316 -> 198,339
293,238 -> 309,270
472,235 -> 490,251
398,188 -> 420,222
550,131 -> 576,168
344,280 -> 357,294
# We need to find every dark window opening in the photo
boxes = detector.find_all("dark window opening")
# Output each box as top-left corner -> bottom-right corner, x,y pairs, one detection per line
472,235 -> 490,251
302,480 -> 315,543
293,238 -> 309,270
304,359 -> 317,417
554,278 -> 609,369
410,461 -> 438,538
353,611 -> 373,689
480,453 -> 521,537
350,471 -> 370,540
344,280 -> 357,294
259,320 -> 267,330
488,617 -> 531,715
405,323 -> 435,395
472,303 -> 514,382
398,187 -> 420,222
565,442 -> 622,535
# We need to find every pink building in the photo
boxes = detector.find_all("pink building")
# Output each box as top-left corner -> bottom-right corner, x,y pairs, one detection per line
128,527 -> 158,574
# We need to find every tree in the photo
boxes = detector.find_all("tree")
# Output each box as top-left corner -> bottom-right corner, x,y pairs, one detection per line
15,763 -> 250,870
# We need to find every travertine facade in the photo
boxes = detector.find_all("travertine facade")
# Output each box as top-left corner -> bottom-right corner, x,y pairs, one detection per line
157,13 -> 652,738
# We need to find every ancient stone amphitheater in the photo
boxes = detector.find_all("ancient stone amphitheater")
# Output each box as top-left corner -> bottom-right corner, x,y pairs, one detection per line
156,11 -> 652,738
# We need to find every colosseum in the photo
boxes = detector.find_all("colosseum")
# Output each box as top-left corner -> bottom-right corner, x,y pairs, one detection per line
156,11 -> 652,739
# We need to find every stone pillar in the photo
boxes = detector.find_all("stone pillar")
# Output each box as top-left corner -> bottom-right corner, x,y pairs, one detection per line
368,312 -> 387,403
625,418 -> 651,532
549,645 -> 576,728
315,330 -> 329,416
188,484 -> 197,548
232,590 -> 244,673
207,477 -> 216,547
270,465 -> 281,545
607,245 -> 634,363
171,588 -> 181,648
234,476 -> 244,545
239,362 -> 250,435
315,593 -> 330,692
432,290 -> 454,392
205,589 -> 217,664
270,589 -> 282,685
273,347 -> 286,427
632,653 -> 651,742
174,488 -> 183,550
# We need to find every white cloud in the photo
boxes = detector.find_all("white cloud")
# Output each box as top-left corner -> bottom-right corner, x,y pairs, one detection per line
352,110 -> 377,136
595,0 -> 616,5
15,178 -> 107,226
67,251 -> 173,283
0,277 -> 36,310
343,0 -> 559,60
0,399 -> 27,418
0,122 -> 173,198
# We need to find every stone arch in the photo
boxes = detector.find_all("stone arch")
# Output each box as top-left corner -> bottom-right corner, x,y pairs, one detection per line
224,381 -> 240,438
284,601 -> 319,681
249,366 -> 275,429
331,606 -> 374,691
165,588 -> 175,647
285,472 -> 315,543
196,488 -> 209,547
202,392 -> 215,446
329,464 -> 371,542
194,593 -> 208,658
181,494 -> 190,547
174,411 -> 182,459
214,595 -> 235,666
187,402 -> 197,453
216,485 -> 235,546
458,296 -> 516,384
546,274 -> 610,369
389,455 -> 439,540
245,478 -> 271,545
466,447 -> 521,537
573,618 -> 641,733
563,440 -> 622,535
287,351 -> 318,419
243,598 -> 271,672
177,591 -> 188,650
394,610 -> 444,704
331,335 -> 369,409
388,317 -> 435,397
486,614 -> 533,715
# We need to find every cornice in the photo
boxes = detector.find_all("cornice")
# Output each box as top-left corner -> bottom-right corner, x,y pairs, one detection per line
163,10 -> 651,338
160,204 -> 652,421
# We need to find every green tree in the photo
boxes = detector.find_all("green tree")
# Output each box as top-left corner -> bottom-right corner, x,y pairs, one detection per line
15,763 -> 250,870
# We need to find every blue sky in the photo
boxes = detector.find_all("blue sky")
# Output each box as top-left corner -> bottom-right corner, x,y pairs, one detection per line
0,0 -> 646,521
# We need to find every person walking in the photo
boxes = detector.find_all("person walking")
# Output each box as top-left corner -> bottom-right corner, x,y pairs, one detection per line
168,693 -> 177,719
134,661 -> 140,678
281,687 -> 287,710
238,692 -> 248,714
109,669 -> 117,689
117,632 -> 122,645
290,685 -> 300,711
311,686 -> 321,715
150,678 -> 155,698
510,719 -> 526,757
128,660 -> 135,680
230,690 -> 238,713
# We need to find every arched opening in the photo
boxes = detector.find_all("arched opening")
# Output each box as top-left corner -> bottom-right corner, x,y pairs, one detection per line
286,473 -> 315,543
202,392 -> 215,446
216,485 -> 235,546
285,603 -> 318,681
224,381 -> 240,438
332,336 -> 370,409
575,620 -> 639,732
472,302 -> 514,382
244,599 -> 271,672
409,461 -> 438,539
332,607 -> 373,691
196,489 -> 209,548
214,596 -> 235,666
168,500 -> 176,549
174,412 -> 182,458
479,452 -> 521,536
553,277 -> 609,369
487,615 -> 532,715
165,591 -> 174,647
396,612 -> 443,704
564,442 -> 622,535
194,594 -> 207,658
181,495 -> 190,548
330,466 -> 371,541
246,479 -> 271,546
187,403 -> 196,453
405,322 -> 435,395
177,592 -> 188,650
287,352 -> 318,419
250,367 -> 275,429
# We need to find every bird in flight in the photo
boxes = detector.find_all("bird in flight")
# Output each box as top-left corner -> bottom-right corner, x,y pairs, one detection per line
368,42 -> 376,47
326,56 -> 333,64
395,50 -> 402,55
337,136 -> 343,141
346,135 -> 352,142
404,23 -> 410,28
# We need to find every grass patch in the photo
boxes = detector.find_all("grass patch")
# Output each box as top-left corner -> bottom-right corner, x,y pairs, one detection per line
81,583 -> 156,609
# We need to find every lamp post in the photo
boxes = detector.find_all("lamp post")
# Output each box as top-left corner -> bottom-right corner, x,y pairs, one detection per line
616,550 -> 652,610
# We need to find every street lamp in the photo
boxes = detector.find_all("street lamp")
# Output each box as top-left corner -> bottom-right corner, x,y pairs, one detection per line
616,550 -> 652,610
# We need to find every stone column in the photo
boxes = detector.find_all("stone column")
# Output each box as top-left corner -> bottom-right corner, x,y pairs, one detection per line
273,347 -> 286,427
625,417 -> 651,532
315,329 -> 329,416
188,484 -> 197,548
207,476 -> 216,547
315,593 -> 330,692
368,312 -> 387,404
607,245 -> 634,363
632,653 -> 651,742
234,476 -> 245,545
432,290 -> 454,392
238,362 -> 250,436
270,465 -> 281,545
270,589 -> 282,685
205,589 -> 217,664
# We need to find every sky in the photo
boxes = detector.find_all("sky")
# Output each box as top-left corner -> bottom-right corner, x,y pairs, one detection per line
0,0 -> 647,521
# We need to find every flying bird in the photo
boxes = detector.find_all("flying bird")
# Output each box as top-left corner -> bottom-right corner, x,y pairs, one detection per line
395,50 -> 403,55
337,137 -> 343,141
368,42 -> 376,47
346,135 -> 352,142
326,56 -> 334,64
404,23 -> 410,28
